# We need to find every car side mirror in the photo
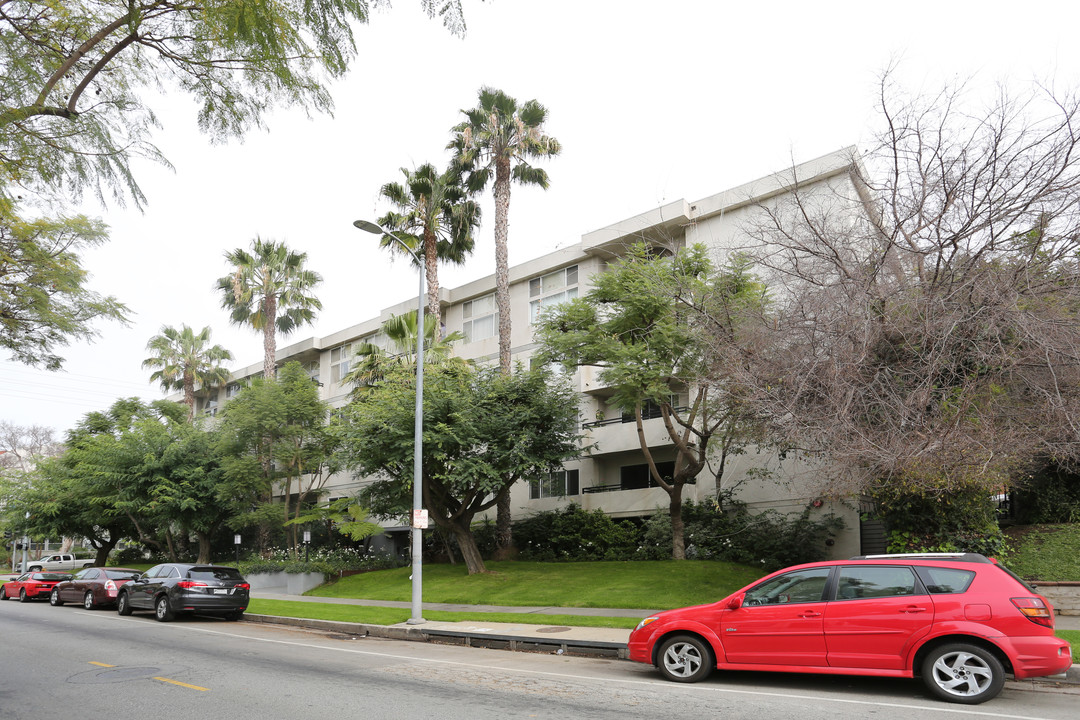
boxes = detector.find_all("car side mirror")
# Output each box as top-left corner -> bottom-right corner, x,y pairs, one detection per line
727,594 -> 744,610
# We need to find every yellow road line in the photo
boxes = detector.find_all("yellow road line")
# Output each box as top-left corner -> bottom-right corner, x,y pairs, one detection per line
88,662 -> 115,667
153,676 -> 208,692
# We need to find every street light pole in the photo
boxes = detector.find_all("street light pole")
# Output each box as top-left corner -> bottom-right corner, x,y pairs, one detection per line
353,219 -> 426,625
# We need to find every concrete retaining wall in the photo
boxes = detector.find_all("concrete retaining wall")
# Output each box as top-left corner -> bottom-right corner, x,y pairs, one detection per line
246,571 -> 326,595
1035,581 -> 1080,615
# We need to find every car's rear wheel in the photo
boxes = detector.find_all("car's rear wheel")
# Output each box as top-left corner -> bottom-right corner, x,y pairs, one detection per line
921,643 -> 1005,704
155,595 -> 174,622
0,585 -> 8,600
83,591 -> 96,610
50,588 -> 63,606
225,610 -> 244,622
657,634 -> 714,683
116,591 -> 132,616
19,589 -> 29,603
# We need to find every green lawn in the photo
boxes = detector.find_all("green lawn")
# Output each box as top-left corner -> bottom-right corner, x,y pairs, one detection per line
246,599 -> 639,629
306,560 -> 764,610
1005,524 -> 1080,582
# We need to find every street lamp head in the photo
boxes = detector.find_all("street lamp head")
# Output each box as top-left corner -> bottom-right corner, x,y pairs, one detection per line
353,219 -> 384,235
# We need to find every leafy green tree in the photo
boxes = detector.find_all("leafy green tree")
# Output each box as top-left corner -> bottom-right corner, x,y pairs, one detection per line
449,87 -> 560,550
143,324 -> 233,419
0,213 -> 128,369
374,163 -> 480,331
341,311 -> 467,393
217,237 -> 322,380
536,242 -> 769,560
216,362 -> 338,558
0,0 -> 466,211
340,364 -> 581,574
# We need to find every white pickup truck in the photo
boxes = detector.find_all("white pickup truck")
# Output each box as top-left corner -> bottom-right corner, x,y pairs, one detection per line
15,553 -> 95,573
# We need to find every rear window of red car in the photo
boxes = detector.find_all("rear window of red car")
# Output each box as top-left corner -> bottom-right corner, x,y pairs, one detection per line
103,570 -> 140,580
914,566 -> 976,593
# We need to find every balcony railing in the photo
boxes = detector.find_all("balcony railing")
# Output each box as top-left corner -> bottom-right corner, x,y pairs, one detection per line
582,406 -> 690,430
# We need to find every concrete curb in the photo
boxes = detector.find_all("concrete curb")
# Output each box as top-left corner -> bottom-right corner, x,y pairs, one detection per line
245,613 -> 629,658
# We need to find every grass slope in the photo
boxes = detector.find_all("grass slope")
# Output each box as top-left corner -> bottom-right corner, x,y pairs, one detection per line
306,560 -> 764,610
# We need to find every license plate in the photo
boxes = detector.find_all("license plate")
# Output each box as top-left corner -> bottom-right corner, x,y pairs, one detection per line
213,588 -> 229,595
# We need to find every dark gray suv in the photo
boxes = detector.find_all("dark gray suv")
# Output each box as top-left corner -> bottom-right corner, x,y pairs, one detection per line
116,563 -> 250,622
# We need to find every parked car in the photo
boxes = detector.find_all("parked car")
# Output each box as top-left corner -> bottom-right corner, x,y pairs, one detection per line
14,553 -> 96,573
116,563 -> 250,622
627,553 -> 1073,704
49,567 -> 142,609
0,571 -> 74,602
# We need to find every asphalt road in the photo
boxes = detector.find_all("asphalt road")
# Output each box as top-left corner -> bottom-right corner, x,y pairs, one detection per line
1,599 -> 1076,720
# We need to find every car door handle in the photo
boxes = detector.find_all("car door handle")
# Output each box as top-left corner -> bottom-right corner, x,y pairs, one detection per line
901,606 -> 928,613
799,611 -> 822,618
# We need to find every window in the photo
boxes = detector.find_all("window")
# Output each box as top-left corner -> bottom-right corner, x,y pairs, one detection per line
744,567 -> 831,605
836,566 -> 919,600
620,462 -> 676,490
530,469 -> 580,499
463,294 -> 498,342
330,343 -> 353,384
621,396 -> 677,423
914,566 -> 976,594
529,265 -> 578,323
226,383 -> 242,399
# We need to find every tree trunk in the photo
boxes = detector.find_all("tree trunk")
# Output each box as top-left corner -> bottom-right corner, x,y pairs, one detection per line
493,161 -> 514,552
91,536 -> 119,566
669,489 -> 686,560
263,294 -> 277,379
451,522 -> 487,575
424,228 -> 441,338
195,531 -> 212,564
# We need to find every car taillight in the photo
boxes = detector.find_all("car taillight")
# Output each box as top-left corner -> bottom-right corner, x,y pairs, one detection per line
236,583 -> 250,590
176,581 -> 208,589
1011,597 -> 1054,627
104,580 -> 117,596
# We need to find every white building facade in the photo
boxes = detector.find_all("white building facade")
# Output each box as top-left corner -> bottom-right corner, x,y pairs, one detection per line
198,148 -> 875,559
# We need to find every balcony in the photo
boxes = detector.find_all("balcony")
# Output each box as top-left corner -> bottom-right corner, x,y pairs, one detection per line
581,406 -> 688,457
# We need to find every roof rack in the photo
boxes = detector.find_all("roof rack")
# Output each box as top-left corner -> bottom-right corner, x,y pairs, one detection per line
848,552 -> 991,563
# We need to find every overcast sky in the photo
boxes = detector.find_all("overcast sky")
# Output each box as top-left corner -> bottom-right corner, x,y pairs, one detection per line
3,0 -> 1079,437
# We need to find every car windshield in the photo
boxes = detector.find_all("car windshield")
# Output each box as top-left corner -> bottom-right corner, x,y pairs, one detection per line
187,567 -> 244,583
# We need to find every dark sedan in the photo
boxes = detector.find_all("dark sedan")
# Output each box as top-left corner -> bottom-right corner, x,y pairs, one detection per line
50,567 -> 142,609
116,563 -> 249,622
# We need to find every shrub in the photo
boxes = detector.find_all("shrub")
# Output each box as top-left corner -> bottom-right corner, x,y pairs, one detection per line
238,545 -> 399,576
870,476 -> 1008,557
513,504 -> 639,561
638,493 -> 845,571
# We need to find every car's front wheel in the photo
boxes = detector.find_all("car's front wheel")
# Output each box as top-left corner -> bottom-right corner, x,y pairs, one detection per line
0,585 -> 8,600
116,592 -> 132,616
657,634 -> 714,683
921,643 -> 1005,704
83,591 -> 96,610
50,588 -> 64,606
155,595 -> 174,622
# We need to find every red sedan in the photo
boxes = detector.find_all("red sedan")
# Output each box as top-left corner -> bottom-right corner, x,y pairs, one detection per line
0,572 -> 73,602
49,567 -> 142,609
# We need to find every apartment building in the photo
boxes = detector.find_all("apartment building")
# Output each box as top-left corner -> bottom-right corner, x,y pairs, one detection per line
198,148 -> 871,559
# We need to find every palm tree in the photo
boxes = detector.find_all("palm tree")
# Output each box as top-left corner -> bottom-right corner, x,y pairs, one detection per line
449,87 -> 561,373
217,237 -> 322,380
142,324 -> 233,419
342,311 -> 468,395
450,87 -> 560,553
376,163 -> 481,335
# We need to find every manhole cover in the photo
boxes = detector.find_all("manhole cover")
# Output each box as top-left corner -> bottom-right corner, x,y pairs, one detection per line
536,626 -> 571,634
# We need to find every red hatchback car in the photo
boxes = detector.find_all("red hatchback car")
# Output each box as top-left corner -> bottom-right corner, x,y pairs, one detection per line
628,553 -> 1072,704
